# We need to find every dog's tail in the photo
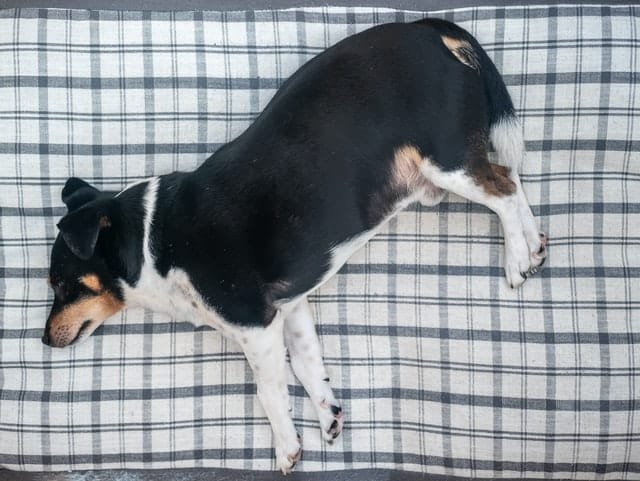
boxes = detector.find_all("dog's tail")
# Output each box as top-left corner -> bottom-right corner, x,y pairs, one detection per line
414,18 -> 525,175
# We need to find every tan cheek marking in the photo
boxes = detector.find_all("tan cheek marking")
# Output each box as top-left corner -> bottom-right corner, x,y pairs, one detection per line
392,145 -> 429,190
80,274 -> 102,292
50,292 -> 124,331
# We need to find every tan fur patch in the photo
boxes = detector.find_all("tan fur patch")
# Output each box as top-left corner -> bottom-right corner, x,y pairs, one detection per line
441,35 -> 479,70
473,162 -> 516,197
392,145 -> 428,190
49,292 -> 123,346
491,163 -> 512,179
80,274 -> 102,292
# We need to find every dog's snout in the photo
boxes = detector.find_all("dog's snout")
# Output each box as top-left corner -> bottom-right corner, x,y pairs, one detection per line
41,329 -> 51,346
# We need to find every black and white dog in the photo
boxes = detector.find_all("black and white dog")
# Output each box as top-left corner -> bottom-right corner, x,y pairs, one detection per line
43,18 -> 547,473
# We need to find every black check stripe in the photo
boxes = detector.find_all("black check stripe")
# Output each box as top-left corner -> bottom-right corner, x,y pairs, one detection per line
0,5 -> 639,478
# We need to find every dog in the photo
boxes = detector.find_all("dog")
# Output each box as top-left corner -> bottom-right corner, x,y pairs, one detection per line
43,18 -> 547,473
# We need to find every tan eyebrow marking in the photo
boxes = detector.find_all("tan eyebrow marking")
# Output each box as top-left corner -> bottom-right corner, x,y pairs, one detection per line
79,274 -> 102,293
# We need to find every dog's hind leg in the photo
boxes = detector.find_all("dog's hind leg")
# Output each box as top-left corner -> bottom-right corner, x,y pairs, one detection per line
283,297 -> 344,444
421,153 -> 547,289
490,117 -> 548,263
239,313 -> 301,474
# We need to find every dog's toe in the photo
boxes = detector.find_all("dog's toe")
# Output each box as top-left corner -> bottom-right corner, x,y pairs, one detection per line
319,402 -> 345,444
276,434 -> 302,475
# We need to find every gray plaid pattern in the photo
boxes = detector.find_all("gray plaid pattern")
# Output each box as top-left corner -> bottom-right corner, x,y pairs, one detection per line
0,5 -> 639,479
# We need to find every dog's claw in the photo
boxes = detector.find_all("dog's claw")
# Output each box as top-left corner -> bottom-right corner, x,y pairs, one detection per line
321,405 -> 344,444
277,434 -> 302,475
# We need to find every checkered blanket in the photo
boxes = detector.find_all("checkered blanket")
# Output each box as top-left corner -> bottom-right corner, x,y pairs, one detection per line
0,5 -> 638,479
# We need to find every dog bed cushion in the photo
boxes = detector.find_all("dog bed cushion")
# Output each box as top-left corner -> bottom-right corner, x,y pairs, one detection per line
0,5 -> 638,478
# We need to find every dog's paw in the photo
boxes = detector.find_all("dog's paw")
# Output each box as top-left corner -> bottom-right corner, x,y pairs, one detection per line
530,232 -> 548,265
275,434 -> 302,475
505,232 -> 548,289
318,401 -> 345,444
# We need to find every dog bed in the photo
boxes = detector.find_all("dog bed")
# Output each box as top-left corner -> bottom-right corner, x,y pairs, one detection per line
0,5 -> 638,479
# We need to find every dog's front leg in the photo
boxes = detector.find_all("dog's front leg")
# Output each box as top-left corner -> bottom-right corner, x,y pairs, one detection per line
283,297 -> 344,443
239,312 -> 301,474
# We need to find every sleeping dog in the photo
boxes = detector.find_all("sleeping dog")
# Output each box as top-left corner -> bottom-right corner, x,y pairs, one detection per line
43,18 -> 547,473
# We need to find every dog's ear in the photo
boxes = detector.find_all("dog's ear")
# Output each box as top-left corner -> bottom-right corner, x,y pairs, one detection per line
61,177 -> 101,212
57,199 -> 113,260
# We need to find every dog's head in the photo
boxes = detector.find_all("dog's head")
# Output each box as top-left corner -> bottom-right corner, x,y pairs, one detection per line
43,178 -> 125,348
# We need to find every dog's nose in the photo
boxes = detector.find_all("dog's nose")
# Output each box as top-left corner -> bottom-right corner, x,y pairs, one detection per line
41,330 -> 51,346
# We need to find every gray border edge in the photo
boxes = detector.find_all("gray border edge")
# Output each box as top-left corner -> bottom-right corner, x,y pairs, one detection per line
0,468 -> 556,481
0,0 -> 634,10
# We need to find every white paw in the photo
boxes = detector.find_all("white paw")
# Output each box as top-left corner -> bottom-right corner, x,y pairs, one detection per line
275,434 -> 301,475
318,400 -> 345,444
505,232 -> 548,289
504,233 -> 531,289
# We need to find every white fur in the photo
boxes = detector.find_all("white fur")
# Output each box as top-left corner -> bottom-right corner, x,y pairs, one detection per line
490,115 -> 524,173
141,178 -> 159,263
510,172 -> 545,259
283,297 -> 343,443
114,177 -> 154,198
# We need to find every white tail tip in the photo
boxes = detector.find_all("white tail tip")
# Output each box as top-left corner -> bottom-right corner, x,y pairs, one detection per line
489,116 -> 525,174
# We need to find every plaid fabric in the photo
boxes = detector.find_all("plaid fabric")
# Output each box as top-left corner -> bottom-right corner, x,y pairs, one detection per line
0,4 -> 639,479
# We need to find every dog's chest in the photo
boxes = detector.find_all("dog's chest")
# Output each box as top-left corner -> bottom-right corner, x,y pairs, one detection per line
121,264 -> 230,333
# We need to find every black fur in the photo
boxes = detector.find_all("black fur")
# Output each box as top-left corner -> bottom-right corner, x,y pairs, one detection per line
415,18 -> 517,126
